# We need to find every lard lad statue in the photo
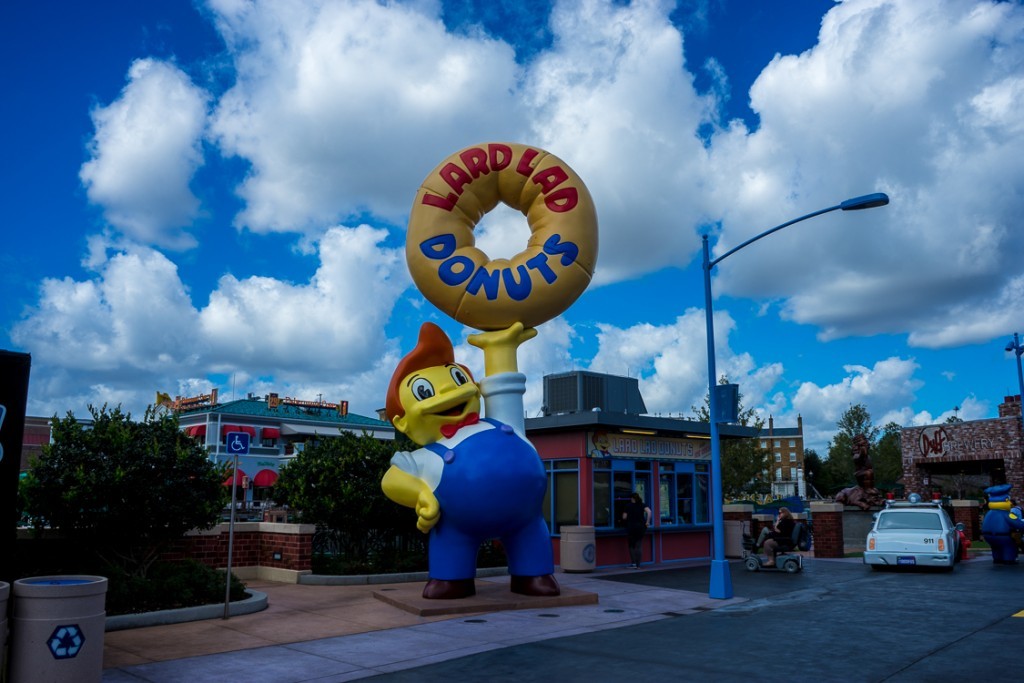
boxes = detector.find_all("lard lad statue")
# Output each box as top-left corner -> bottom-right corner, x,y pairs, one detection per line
381,322 -> 559,599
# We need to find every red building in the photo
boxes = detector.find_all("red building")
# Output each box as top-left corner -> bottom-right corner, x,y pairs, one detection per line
525,371 -> 757,568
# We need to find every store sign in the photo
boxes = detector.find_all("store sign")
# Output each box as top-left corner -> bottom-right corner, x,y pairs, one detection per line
589,430 -> 710,460
917,425 -> 995,457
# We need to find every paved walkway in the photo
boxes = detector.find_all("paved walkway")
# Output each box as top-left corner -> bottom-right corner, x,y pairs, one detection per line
101,554 -> 1024,682
102,561 -> 745,681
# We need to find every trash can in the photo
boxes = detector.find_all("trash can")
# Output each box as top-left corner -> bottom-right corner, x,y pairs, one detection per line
1,580 -> 9,676
9,575 -> 107,683
724,520 -> 749,558
559,525 -> 596,572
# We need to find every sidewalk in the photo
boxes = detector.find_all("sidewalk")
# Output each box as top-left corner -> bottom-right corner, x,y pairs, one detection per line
102,562 -> 747,681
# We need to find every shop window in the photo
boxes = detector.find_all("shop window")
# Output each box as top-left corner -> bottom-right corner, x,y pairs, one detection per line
694,467 -> 710,523
543,460 -> 579,534
593,460 -> 651,530
261,438 -> 277,448
658,462 -> 710,526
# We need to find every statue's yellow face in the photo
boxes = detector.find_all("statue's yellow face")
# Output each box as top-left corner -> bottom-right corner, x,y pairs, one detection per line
392,363 -> 480,445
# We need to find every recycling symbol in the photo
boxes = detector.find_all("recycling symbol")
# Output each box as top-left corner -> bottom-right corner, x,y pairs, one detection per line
582,543 -> 596,563
48,624 -> 85,659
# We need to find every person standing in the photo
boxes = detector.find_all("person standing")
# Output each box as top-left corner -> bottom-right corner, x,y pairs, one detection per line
623,492 -> 652,569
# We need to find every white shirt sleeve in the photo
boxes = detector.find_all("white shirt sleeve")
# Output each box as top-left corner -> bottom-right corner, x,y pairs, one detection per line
478,372 -> 527,436
390,447 -> 444,492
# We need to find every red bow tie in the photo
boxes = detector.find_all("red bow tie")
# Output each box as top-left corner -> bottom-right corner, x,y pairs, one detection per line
440,412 -> 480,439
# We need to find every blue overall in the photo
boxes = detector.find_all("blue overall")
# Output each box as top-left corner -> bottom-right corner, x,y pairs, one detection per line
424,418 -> 553,580
982,507 -> 1024,563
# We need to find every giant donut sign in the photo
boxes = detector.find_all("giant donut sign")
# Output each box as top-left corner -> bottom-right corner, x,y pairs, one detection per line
407,143 -> 598,330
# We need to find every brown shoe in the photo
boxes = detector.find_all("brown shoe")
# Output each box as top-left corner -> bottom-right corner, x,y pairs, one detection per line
510,574 -> 561,596
422,578 -> 476,599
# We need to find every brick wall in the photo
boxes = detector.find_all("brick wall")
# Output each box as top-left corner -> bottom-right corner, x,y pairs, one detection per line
160,522 -> 314,573
810,502 -> 844,558
952,500 -> 981,541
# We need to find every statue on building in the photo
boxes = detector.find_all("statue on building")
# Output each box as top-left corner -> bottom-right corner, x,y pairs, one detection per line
833,434 -> 885,510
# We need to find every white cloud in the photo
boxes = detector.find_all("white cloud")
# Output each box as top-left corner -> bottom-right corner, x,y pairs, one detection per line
207,0 -> 526,234
199,225 -> 408,376
785,356 -> 924,452
17,0 -> 1024,439
704,0 -> 1024,348
11,248 -> 200,372
80,59 -> 209,249
12,226 -> 410,419
587,308 -> 783,418
522,0 -> 718,284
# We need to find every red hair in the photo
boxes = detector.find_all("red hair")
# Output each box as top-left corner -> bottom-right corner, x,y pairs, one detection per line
385,323 -> 473,422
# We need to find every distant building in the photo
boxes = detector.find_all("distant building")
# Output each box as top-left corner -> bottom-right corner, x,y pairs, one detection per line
901,395 -> 1023,498
169,390 -> 393,505
759,415 -> 805,498
19,416 -> 51,472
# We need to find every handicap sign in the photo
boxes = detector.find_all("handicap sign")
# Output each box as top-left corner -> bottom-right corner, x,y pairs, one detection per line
48,624 -> 85,659
226,431 -> 250,455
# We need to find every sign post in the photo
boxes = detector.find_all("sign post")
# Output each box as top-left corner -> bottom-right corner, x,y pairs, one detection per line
223,431 -> 249,619
0,350 -> 31,583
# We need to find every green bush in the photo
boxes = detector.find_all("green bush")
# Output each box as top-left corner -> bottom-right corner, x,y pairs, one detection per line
20,405 -> 226,580
105,559 -> 247,616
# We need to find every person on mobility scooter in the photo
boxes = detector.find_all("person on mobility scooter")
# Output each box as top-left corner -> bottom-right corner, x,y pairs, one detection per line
744,507 -> 812,573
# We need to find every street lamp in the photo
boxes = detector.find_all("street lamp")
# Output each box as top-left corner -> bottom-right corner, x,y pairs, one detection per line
1006,333 -> 1024,415
703,192 -> 889,599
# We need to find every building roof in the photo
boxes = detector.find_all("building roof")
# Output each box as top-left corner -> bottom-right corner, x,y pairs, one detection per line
761,427 -> 802,438
526,410 -> 759,439
178,398 -> 390,430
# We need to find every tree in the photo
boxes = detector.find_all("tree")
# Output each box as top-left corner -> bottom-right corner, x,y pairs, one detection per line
692,378 -> 771,499
272,430 -> 422,571
803,449 -> 823,497
20,405 -> 226,578
873,422 -> 904,487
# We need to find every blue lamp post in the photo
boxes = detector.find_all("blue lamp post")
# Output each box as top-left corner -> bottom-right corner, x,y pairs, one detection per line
703,192 -> 889,599
1006,333 -> 1024,413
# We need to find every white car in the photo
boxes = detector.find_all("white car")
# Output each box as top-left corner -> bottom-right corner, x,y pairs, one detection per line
863,495 -> 963,571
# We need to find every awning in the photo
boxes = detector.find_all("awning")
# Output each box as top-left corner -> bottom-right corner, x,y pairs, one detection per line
280,423 -> 338,436
220,425 -> 255,437
223,469 -> 247,486
185,425 -> 207,438
261,427 -> 280,439
252,469 -> 279,487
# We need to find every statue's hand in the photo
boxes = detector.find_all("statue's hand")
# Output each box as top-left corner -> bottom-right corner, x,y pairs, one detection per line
468,322 -> 537,350
415,489 -> 441,533
468,322 -> 537,375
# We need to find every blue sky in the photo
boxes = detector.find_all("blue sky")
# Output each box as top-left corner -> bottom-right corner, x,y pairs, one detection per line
3,0 -> 1022,454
